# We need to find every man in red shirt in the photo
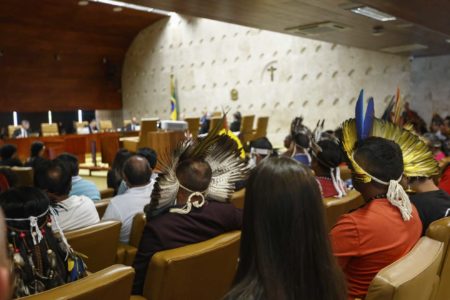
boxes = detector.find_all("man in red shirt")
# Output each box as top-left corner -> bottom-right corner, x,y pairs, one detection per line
331,133 -> 422,299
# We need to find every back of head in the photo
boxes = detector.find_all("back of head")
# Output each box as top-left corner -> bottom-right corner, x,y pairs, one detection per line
227,157 -> 346,300
175,158 -> 212,192
112,148 -> 133,172
0,186 -> 70,297
56,153 -> 79,176
34,160 -> 71,198
123,155 -> 152,187
137,147 -> 158,169
315,140 -> 343,170
249,137 -> 273,152
0,144 -> 17,160
354,136 -> 403,183
30,141 -> 45,158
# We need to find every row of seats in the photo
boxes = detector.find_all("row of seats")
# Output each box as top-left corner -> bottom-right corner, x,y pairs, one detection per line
22,216 -> 450,300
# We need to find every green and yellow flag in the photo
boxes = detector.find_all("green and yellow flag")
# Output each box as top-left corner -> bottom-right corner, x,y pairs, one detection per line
170,75 -> 179,120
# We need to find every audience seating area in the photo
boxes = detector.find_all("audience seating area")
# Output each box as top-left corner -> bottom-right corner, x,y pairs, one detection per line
364,237 -> 444,300
323,189 -> 364,231
19,265 -> 144,300
65,220 -> 121,273
141,231 -> 241,300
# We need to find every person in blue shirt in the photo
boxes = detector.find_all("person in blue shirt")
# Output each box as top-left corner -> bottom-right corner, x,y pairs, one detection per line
56,153 -> 100,201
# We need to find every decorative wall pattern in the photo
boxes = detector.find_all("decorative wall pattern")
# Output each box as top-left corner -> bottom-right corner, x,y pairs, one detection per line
410,55 -> 450,123
122,16 -> 411,144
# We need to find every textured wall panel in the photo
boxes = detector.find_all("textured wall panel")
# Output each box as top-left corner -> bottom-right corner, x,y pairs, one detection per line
122,16 -> 412,144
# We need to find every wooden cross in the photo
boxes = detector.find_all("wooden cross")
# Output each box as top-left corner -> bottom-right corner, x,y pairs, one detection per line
267,65 -> 277,82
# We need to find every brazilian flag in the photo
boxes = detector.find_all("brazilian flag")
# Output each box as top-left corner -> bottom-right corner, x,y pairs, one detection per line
170,75 -> 179,121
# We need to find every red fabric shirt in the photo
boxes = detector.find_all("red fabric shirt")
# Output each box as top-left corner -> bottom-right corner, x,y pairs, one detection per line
330,199 -> 422,299
439,166 -> 450,195
317,177 -> 339,198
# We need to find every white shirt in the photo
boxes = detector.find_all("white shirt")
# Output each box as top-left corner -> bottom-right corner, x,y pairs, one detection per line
52,195 -> 100,232
102,180 -> 154,244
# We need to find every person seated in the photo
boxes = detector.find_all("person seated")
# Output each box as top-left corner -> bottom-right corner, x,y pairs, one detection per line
24,141 -> 47,169
229,111 -> 242,132
132,133 -> 247,295
57,153 -> 100,201
409,176 -> 450,235
0,186 -> 86,298
0,144 -> 23,167
439,162 -> 450,195
285,117 -> 312,166
331,136 -> 422,299
87,119 -> 97,134
103,156 -> 155,244
248,137 -> 276,167
107,149 -> 133,195
0,168 -> 17,192
34,160 -> 99,231
199,112 -> 211,135
0,210 -> 10,300
283,134 -> 292,150
117,147 -> 158,195
311,140 -> 346,198
12,120 -> 31,138
225,157 -> 346,300
125,117 -> 139,131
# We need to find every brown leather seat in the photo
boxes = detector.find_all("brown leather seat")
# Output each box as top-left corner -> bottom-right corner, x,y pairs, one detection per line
184,117 -> 200,139
239,115 -> 255,145
323,189 -> 364,231
65,220 -> 121,272
41,123 -> 59,136
250,116 -> 269,141
18,264 -> 145,300
100,187 -> 115,199
122,118 -> 158,152
365,236 -> 444,300
142,231 -> 241,300
230,188 -> 245,209
11,167 -> 34,187
426,217 -> 450,300
117,212 -> 147,266
95,198 -> 111,218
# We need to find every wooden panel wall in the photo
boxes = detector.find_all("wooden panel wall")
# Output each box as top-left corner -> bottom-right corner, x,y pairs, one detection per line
0,0 -> 164,112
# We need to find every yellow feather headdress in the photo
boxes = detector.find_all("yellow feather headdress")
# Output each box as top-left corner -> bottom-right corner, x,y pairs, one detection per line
341,118 -> 440,183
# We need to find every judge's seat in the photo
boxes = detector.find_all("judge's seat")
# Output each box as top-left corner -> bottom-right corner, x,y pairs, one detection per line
184,117 -> 200,138
122,118 -> 158,152
141,231 -> 241,300
239,115 -> 255,145
41,123 -> 59,136
426,217 -> 450,300
18,265 -> 145,300
7,125 -> 21,137
251,116 -> 269,141
364,236 -> 443,300
65,220 -> 121,272
99,120 -> 113,132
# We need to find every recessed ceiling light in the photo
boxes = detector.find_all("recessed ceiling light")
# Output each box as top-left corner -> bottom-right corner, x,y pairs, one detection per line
78,0 -> 89,6
88,0 -> 172,15
381,44 -> 428,53
446,39 -> 450,44
351,6 -> 396,22
113,6 -> 122,12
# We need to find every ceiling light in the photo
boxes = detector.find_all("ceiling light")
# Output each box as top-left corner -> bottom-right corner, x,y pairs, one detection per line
113,6 -> 123,12
446,39 -> 450,44
381,44 -> 428,53
78,0 -> 89,6
351,6 -> 396,22
89,0 -> 173,15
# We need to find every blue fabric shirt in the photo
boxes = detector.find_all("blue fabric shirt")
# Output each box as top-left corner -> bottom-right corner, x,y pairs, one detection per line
70,176 -> 101,201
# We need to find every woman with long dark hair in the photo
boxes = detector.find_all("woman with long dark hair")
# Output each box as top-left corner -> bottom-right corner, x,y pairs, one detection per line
225,157 -> 346,300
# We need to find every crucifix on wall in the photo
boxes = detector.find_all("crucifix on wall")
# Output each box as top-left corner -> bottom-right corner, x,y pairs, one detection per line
267,65 -> 277,82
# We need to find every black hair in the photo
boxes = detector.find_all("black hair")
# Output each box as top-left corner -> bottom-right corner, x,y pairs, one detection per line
34,160 -> 72,198
30,141 -> 45,158
249,137 -> 273,151
0,144 -> 17,160
0,187 -> 68,297
137,147 -> 158,169
315,140 -> 343,170
293,133 -> 310,149
56,153 -> 79,176
354,137 -> 404,182
176,158 -> 212,192
225,157 -> 346,300
108,149 -> 133,193
123,156 -> 152,186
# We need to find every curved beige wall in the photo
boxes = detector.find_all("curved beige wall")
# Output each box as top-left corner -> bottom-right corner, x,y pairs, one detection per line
122,15 -> 411,144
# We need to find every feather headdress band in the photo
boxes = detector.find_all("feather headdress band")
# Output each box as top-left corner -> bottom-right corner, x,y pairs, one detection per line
149,116 -> 249,214
341,89 -> 439,220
